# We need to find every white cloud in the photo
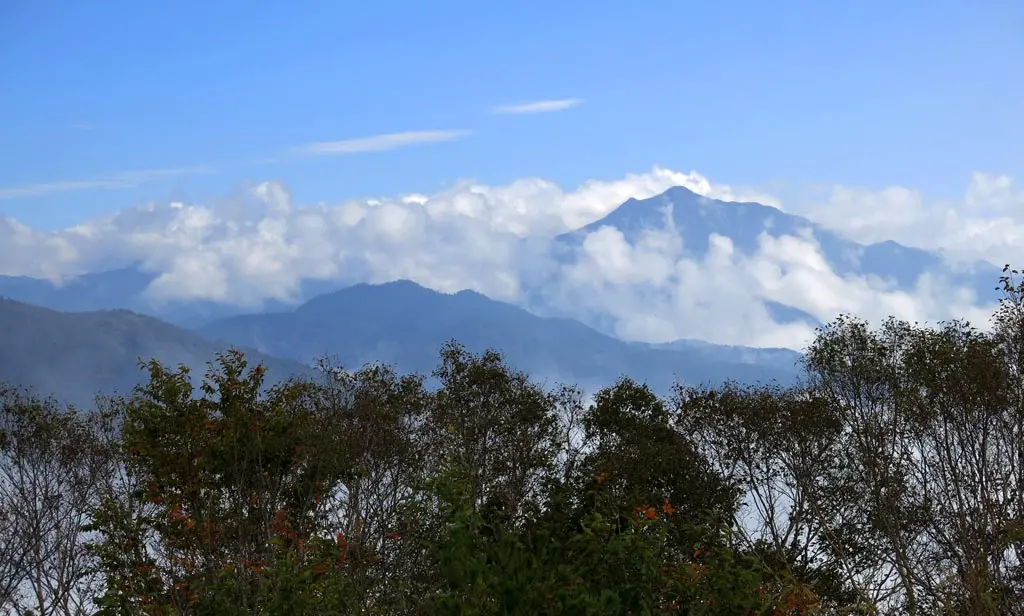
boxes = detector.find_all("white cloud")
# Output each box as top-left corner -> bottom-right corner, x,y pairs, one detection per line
294,130 -> 470,155
0,167 -> 1015,351
786,172 -> 1024,267
552,223 -> 996,351
0,166 -> 772,300
0,166 -> 213,199
491,99 -> 584,114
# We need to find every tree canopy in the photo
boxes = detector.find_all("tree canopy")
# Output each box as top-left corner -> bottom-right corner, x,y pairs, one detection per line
2,266 -> 1024,615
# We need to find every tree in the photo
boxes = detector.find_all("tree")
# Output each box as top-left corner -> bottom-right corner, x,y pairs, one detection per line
0,387 -> 111,616
306,358 -> 434,613
674,381 -> 871,612
88,351 -> 358,615
18,264 -> 1024,615
802,313 -> 1024,614
580,378 -> 737,550
424,458 -> 778,616
425,341 -> 562,526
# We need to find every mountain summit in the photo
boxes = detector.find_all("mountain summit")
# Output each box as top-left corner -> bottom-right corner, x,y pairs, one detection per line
570,186 -> 799,255
553,185 -> 997,295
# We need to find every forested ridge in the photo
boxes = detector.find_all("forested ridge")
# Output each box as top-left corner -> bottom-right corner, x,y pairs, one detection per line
3,266 -> 1024,615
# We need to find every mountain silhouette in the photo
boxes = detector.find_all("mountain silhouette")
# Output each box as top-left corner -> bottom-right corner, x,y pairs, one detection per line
0,299 -> 311,408
197,279 -> 802,394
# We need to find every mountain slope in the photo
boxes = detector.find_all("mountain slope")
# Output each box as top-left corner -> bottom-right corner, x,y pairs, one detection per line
198,280 -> 802,393
641,338 -> 803,367
554,186 -> 998,296
0,266 -> 301,328
0,186 -> 999,339
0,266 -> 153,312
519,185 -> 1000,334
0,299 -> 312,408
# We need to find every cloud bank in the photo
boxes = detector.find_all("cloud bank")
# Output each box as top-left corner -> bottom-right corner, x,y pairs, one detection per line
0,167 -> 1017,351
790,173 -> 1024,269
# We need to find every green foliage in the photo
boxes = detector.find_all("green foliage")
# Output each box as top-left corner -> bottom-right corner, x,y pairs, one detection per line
87,351 -> 358,615
8,265 -> 1024,614
424,461 -> 776,616
581,378 -> 738,547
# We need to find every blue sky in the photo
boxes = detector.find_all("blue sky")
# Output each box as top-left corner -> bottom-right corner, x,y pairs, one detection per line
1,0 -> 1021,229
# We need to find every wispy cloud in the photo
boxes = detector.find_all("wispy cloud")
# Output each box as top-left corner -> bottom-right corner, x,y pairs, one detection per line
1,129 -> 468,199
294,130 -> 470,156
0,166 -> 213,200
491,99 -> 584,115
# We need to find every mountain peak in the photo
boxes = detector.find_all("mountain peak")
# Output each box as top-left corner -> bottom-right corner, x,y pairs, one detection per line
661,185 -> 705,202
296,279 -> 435,315
557,185 -> 798,256
199,279 -> 800,392
575,185 -> 786,236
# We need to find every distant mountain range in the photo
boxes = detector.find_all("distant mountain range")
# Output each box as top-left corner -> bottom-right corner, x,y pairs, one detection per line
196,279 -> 803,394
0,299 -> 311,408
0,279 -> 802,408
0,186 -> 1000,332
0,185 -> 1000,405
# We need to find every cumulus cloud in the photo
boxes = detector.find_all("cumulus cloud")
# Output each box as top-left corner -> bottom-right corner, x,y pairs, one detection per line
0,166 -> 213,199
491,99 -> 585,114
786,172 -> 1024,267
0,166 -> 1015,351
293,130 -> 469,155
544,222 -> 996,351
